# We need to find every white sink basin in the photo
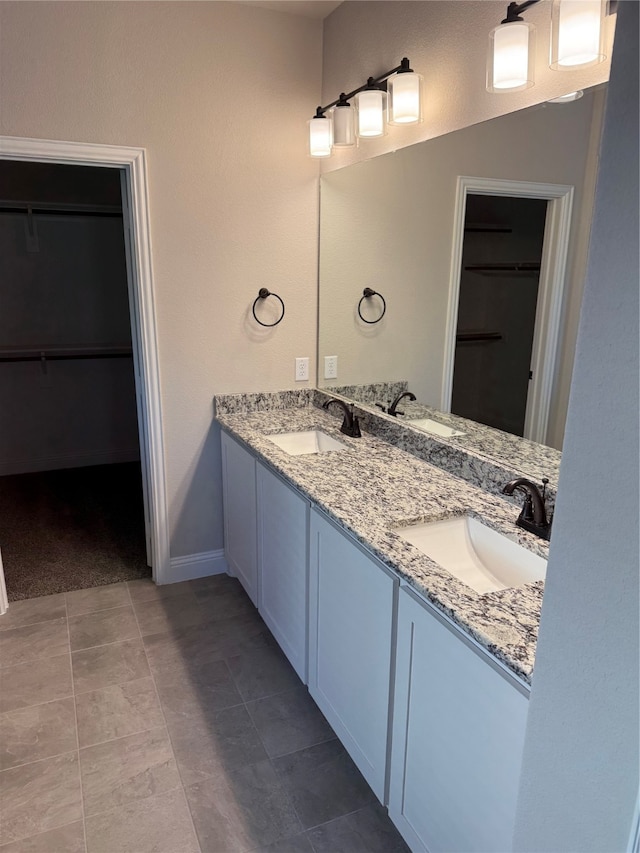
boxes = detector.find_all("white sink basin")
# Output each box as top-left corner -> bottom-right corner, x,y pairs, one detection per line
397,515 -> 546,594
409,418 -> 465,438
265,430 -> 347,456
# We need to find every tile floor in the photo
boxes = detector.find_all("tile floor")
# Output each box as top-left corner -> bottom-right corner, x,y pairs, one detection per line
0,573 -> 409,852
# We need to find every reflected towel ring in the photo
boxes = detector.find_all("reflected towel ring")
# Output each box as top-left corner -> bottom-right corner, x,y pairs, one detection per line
357,287 -> 386,324
252,288 -> 285,327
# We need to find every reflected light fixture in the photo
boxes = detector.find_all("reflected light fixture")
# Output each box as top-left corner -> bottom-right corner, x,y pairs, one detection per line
487,0 -> 608,94
308,58 -> 422,158
547,89 -> 584,102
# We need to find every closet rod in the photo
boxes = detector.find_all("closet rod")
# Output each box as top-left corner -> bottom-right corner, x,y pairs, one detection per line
0,346 -> 133,363
0,201 -> 122,218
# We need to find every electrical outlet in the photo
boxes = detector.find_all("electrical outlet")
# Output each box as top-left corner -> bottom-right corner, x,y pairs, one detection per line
295,357 -> 309,381
324,355 -> 338,379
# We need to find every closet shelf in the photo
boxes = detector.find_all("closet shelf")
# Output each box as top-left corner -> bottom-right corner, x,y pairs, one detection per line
464,224 -> 513,233
463,262 -> 541,276
456,331 -> 503,343
0,345 -> 133,363
0,201 -> 122,218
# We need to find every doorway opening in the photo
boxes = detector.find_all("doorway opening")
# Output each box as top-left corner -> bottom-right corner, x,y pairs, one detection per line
451,194 -> 548,437
442,176 -> 574,444
0,160 -> 150,600
0,138 -> 169,604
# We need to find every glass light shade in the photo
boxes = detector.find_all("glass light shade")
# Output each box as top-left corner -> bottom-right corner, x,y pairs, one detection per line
332,104 -> 355,147
550,0 -> 605,69
355,89 -> 387,138
387,71 -> 422,125
308,116 -> 332,158
487,21 -> 535,92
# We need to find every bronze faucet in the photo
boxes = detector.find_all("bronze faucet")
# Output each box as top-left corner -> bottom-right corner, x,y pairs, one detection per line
502,477 -> 552,541
322,398 -> 362,438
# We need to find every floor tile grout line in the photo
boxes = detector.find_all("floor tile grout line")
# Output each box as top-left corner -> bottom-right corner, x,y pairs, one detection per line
263,752 -> 309,840
126,581 -> 203,853
82,782 -> 186,823
304,803 -> 371,833
68,602 -> 137,621
0,691 -> 75,716
77,722 -> 169,754
0,612 -> 67,634
73,672 -> 155,700
0,739 -> 84,774
0,746 -> 80,776
3,817 -> 86,850
69,633 -> 143,656
0,650 -> 72,676
0,612 -> 67,635
65,610 -> 89,853
264,733 -> 339,763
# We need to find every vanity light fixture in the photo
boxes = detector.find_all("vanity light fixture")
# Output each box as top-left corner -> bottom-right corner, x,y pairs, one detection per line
487,0 -> 609,94
308,58 -> 422,157
487,4 -> 536,92
308,109 -> 333,158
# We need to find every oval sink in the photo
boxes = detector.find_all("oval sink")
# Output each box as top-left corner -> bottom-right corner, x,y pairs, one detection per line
265,430 -> 347,456
396,515 -> 546,594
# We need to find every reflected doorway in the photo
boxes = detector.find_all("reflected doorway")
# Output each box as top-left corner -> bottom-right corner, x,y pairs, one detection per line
451,194 -> 548,437
443,176 -> 575,445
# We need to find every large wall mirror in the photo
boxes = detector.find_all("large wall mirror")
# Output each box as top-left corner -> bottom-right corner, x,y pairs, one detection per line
318,87 -> 606,460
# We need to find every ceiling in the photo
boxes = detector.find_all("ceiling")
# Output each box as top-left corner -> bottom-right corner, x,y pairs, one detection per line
239,1 -> 342,19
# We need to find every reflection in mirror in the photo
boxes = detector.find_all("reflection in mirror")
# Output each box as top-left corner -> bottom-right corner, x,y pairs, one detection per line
318,87 -> 606,462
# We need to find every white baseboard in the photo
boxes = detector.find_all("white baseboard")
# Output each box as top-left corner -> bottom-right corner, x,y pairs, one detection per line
163,549 -> 228,585
0,448 -> 141,477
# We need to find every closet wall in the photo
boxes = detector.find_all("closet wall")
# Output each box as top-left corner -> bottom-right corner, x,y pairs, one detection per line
0,162 -> 140,475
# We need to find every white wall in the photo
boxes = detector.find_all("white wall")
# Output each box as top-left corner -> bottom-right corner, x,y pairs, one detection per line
0,1 -> 322,560
513,2 -> 639,848
321,0 -> 613,173
319,91 -> 603,448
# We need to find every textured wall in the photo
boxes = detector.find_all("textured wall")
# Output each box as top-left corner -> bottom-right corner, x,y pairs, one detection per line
0,1 -> 322,559
513,1 -> 639,848
321,0 -> 614,173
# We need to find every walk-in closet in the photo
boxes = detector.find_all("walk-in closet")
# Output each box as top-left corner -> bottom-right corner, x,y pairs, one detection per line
0,161 -> 150,600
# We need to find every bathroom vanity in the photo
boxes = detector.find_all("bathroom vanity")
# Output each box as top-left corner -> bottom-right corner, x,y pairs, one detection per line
216,390 -> 550,853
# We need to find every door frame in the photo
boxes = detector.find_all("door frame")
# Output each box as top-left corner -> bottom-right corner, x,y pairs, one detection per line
0,136 -> 170,585
442,176 -> 574,444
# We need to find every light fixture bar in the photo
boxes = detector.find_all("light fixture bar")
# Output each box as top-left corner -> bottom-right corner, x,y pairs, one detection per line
309,57 -> 421,153
315,58 -> 413,118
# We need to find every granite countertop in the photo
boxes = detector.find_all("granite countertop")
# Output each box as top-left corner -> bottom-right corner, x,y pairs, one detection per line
216,397 -> 548,686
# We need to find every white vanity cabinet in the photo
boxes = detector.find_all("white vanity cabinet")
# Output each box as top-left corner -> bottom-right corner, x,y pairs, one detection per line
389,585 -> 529,853
308,508 -> 397,803
220,430 -> 258,605
256,461 -> 309,682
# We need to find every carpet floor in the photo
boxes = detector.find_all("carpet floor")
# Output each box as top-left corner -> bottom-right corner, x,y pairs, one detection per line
0,463 -> 151,601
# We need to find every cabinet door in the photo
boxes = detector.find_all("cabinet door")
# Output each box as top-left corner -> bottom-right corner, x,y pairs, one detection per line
221,431 -> 258,605
256,462 -> 309,682
309,509 -> 395,803
389,587 -> 529,853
